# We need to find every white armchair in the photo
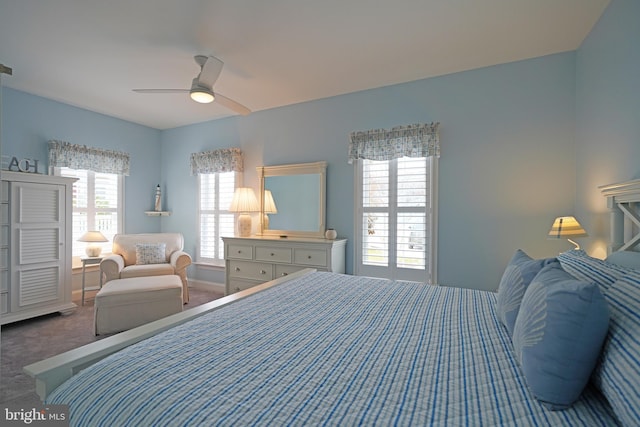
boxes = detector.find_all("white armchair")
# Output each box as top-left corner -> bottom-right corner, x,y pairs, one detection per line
100,233 -> 192,303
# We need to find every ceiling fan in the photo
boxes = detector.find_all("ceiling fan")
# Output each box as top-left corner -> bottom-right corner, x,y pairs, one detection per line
133,55 -> 251,116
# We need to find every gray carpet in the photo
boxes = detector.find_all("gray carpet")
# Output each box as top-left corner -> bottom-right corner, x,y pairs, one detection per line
0,287 -> 224,406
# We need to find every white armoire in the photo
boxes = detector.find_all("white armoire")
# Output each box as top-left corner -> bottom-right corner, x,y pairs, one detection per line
1,171 -> 77,324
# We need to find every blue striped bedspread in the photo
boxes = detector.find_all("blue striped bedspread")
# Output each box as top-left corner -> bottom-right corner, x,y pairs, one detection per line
47,272 -> 619,426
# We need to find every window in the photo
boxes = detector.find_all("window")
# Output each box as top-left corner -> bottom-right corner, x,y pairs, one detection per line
57,167 -> 123,257
197,171 -> 238,265
355,157 -> 437,282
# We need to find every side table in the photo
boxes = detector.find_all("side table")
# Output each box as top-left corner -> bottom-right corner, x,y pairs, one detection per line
81,256 -> 103,306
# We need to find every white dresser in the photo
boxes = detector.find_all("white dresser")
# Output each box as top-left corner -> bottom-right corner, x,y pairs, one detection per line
223,236 -> 347,295
1,171 -> 77,324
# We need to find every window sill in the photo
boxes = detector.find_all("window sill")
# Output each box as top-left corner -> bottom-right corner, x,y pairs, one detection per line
193,261 -> 225,271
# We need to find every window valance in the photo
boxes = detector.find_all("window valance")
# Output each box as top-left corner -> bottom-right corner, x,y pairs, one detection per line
190,147 -> 243,175
348,122 -> 440,164
48,140 -> 130,175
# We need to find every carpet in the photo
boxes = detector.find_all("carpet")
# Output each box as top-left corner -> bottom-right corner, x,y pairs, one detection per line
0,287 -> 224,406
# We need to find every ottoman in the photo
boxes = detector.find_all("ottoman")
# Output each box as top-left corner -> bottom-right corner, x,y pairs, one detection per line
94,275 -> 183,335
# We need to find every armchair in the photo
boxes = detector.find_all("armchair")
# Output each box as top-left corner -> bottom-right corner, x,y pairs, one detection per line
100,233 -> 192,303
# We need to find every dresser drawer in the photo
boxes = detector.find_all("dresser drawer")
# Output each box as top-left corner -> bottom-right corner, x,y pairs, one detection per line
227,278 -> 260,294
255,246 -> 292,263
228,260 -> 273,281
227,244 -> 253,260
294,248 -> 328,267
275,264 -> 306,278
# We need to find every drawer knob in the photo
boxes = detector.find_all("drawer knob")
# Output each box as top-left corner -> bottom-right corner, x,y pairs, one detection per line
281,272 -> 288,276
237,250 -> 242,254
270,253 -> 275,256
235,267 -> 240,272
260,269 -> 267,274
308,255 -> 312,259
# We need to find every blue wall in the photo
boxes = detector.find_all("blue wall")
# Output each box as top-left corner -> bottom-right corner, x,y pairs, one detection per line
12,19 -> 629,290
575,0 -> 640,259
1,88 -> 162,234
161,52 -> 578,290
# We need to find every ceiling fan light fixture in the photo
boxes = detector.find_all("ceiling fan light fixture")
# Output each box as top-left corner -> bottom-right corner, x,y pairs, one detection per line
190,89 -> 214,103
190,79 -> 214,103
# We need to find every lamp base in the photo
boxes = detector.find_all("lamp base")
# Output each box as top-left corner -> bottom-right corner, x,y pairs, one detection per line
85,246 -> 102,257
567,238 -> 581,250
237,214 -> 252,237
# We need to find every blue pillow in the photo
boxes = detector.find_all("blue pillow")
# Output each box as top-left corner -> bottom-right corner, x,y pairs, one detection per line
512,261 -> 609,410
496,249 -> 554,337
591,270 -> 640,426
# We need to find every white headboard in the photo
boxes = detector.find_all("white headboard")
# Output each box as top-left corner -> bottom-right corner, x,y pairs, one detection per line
600,179 -> 640,254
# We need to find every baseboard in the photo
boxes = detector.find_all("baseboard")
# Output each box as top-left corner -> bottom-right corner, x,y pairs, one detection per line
188,278 -> 225,293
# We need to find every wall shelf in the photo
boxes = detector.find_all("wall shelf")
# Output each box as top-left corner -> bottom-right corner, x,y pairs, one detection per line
145,211 -> 172,217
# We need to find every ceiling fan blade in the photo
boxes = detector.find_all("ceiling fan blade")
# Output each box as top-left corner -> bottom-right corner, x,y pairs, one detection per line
133,89 -> 189,94
198,55 -> 224,89
215,92 -> 251,116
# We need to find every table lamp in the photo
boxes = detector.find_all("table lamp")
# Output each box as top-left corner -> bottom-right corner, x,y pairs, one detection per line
547,216 -> 588,249
229,187 -> 260,237
263,190 -> 278,230
78,230 -> 108,257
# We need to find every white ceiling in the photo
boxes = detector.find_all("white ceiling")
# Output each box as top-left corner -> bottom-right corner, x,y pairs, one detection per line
0,0 -> 610,130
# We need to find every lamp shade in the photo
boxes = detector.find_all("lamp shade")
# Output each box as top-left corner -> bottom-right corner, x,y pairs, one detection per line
263,190 -> 278,214
547,216 -> 588,238
229,188 -> 260,213
78,231 -> 108,243
548,216 -> 587,250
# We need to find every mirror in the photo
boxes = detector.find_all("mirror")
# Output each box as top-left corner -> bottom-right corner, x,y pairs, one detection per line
257,161 -> 327,238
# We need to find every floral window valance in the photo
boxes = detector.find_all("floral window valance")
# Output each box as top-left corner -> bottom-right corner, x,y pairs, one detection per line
190,147 -> 243,175
48,140 -> 130,175
348,122 -> 440,164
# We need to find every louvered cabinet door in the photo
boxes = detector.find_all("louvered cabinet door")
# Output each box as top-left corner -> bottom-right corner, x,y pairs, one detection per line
10,181 -> 65,311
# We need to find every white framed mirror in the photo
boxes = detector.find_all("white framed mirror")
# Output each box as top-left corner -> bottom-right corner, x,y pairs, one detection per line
257,161 -> 327,238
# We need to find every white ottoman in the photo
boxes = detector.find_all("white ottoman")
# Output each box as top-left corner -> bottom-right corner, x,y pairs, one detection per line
94,275 -> 183,335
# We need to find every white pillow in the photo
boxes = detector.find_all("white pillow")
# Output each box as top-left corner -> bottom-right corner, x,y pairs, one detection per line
135,243 -> 166,265
605,250 -> 640,270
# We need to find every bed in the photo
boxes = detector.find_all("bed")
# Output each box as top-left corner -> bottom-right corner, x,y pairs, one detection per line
24,179 -> 640,426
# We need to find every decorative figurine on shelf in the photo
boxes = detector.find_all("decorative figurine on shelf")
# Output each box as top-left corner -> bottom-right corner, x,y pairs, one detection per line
154,185 -> 162,212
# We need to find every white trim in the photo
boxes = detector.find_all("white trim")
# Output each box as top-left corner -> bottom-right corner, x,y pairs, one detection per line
257,161 -> 327,239
429,157 -> 439,284
196,171 -> 240,263
354,157 -> 436,282
188,278 -> 225,293
192,261 -> 225,269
